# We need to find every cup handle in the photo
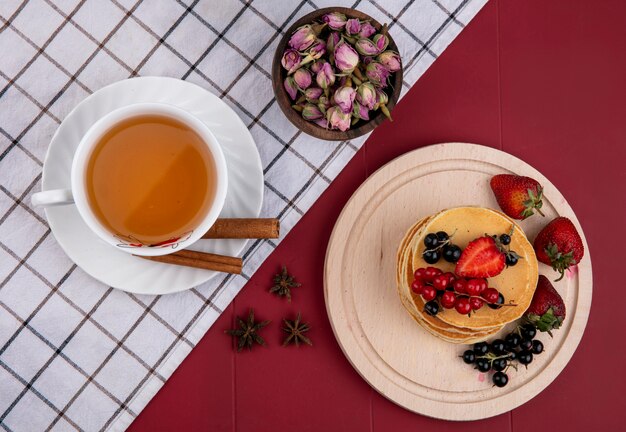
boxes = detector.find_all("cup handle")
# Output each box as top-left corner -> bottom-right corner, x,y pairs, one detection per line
31,189 -> 75,207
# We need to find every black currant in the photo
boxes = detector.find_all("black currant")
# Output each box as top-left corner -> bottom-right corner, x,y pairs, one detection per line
435,231 -> 449,243
492,358 -> 508,372
499,234 -> 511,245
487,293 -> 505,309
519,339 -> 533,351
532,340 -> 544,354
424,300 -> 439,316
518,350 -> 533,365
493,371 -> 509,387
423,250 -> 440,264
505,333 -> 521,350
521,324 -> 537,340
476,358 -> 491,372
490,339 -> 506,355
424,233 -> 439,249
443,244 -> 462,263
462,350 -> 476,364
508,351 -> 517,361
473,342 -> 489,355
506,253 -> 518,267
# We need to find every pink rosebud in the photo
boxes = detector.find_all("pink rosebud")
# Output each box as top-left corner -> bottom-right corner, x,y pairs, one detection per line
316,62 -> 335,89
323,12 -> 347,30
308,39 -> 326,59
326,106 -> 351,131
304,87 -> 323,101
353,102 -> 370,121
377,51 -> 401,72
366,61 -> 391,88
333,86 -> 356,113
318,95 -> 330,111
281,49 -> 302,74
373,34 -> 389,52
376,88 -> 389,105
355,38 -> 380,56
310,60 -> 326,74
327,32 -> 340,53
313,117 -> 329,128
302,103 -> 324,120
289,25 -> 316,51
284,76 -> 298,100
334,41 -> 359,72
356,82 -> 376,110
358,22 -> 376,38
293,68 -> 312,90
345,18 -> 361,35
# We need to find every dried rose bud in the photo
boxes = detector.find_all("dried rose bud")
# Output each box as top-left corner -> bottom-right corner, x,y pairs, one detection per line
304,87 -> 323,102
366,61 -> 391,87
345,18 -> 361,35
308,39 -> 327,59
313,117 -> 329,128
373,33 -> 389,52
356,82 -> 377,110
323,12 -> 347,30
284,76 -> 298,100
334,40 -> 359,72
293,68 -> 312,90
326,106 -> 351,131
327,32 -> 340,53
318,95 -> 330,111
333,86 -> 356,113
355,38 -> 380,56
353,102 -> 370,121
358,22 -> 376,38
289,25 -> 317,51
316,62 -> 336,89
376,88 -> 389,105
302,103 -> 324,120
377,50 -> 401,72
310,60 -> 326,74
281,49 -> 302,73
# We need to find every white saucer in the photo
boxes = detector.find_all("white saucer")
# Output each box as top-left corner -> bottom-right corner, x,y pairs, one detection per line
40,77 -> 263,295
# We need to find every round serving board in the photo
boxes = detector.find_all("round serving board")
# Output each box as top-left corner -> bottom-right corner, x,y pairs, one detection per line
324,143 -> 592,421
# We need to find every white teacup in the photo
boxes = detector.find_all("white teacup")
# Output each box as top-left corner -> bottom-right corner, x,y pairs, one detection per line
32,103 -> 228,257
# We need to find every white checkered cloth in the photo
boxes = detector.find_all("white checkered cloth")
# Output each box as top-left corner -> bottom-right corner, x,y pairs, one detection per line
0,0 -> 487,430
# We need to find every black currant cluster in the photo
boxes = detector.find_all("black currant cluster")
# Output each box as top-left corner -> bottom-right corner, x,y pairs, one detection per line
460,323 -> 544,388
422,231 -> 461,264
492,233 -> 520,267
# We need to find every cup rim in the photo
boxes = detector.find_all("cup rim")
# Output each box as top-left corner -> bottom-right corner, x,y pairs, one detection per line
71,102 -> 228,257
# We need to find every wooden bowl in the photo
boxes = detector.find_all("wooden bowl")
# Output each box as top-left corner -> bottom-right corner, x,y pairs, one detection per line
272,7 -> 403,141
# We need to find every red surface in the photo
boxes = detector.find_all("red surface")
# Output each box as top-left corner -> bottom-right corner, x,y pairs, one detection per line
129,1 -> 626,430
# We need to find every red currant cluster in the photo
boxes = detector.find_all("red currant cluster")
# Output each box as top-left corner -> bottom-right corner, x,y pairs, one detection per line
411,266 -> 505,316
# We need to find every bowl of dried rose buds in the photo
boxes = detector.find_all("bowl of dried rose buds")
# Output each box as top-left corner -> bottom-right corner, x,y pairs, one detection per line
272,7 -> 403,141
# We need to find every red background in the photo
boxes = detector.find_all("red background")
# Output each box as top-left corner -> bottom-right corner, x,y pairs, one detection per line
129,0 -> 626,430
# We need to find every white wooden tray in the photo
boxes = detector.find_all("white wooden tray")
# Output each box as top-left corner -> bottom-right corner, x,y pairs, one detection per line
324,143 -> 592,421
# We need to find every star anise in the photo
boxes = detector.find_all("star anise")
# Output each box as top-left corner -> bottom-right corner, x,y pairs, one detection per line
282,312 -> 312,347
225,309 -> 270,352
270,265 -> 301,302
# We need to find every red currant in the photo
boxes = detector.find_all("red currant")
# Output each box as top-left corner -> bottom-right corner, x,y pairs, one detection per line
414,268 -> 427,281
466,279 -> 483,296
423,266 -> 443,281
477,278 -> 488,293
469,297 -> 484,311
443,272 -> 456,285
454,296 -> 471,315
441,291 -> 457,309
421,285 -> 437,301
453,279 -> 467,294
411,279 -> 425,294
432,275 -> 449,290
481,287 -> 500,304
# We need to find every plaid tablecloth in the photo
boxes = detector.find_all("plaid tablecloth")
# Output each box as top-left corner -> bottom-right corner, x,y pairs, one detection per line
0,0 -> 487,430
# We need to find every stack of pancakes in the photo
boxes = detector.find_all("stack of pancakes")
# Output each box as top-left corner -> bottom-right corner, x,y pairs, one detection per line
396,207 -> 539,344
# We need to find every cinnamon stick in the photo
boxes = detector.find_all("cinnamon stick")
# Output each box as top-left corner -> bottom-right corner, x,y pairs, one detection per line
202,218 -> 279,239
136,250 -> 242,274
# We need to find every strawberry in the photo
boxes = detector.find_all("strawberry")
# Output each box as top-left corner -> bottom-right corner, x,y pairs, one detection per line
525,275 -> 566,333
534,217 -> 584,281
455,236 -> 505,278
490,174 -> 544,220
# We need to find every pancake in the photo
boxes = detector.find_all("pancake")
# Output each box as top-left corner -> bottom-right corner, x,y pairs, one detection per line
410,207 -> 538,330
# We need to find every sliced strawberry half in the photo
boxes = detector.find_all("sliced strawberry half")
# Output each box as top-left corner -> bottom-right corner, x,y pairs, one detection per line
455,236 -> 506,278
